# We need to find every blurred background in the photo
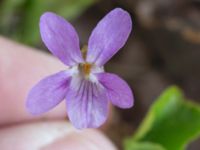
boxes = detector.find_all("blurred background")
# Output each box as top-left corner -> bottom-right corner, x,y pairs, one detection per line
0,0 -> 200,149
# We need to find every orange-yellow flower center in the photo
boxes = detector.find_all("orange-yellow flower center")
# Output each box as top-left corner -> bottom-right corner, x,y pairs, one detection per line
80,45 -> 93,77
79,63 -> 92,78
82,63 -> 92,75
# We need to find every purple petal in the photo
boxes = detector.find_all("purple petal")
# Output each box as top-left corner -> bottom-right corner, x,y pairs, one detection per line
97,73 -> 134,108
26,71 -> 71,115
66,77 -> 108,129
87,8 -> 132,66
40,12 -> 83,66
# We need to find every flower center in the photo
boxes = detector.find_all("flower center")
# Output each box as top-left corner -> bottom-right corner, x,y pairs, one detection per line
79,45 -> 92,77
81,63 -> 92,76
76,45 -> 104,81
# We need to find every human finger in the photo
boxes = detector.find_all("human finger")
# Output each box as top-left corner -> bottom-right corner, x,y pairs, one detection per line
0,37 -> 66,125
0,121 -> 117,150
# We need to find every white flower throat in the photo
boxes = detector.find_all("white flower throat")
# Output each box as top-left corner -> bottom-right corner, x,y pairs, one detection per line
70,46 -> 104,82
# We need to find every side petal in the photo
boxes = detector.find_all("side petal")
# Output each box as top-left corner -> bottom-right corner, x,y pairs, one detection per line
87,8 -> 132,66
26,71 -> 71,115
97,73 -> 134,108
40,12 -> 83,66
66,77 -> 108,129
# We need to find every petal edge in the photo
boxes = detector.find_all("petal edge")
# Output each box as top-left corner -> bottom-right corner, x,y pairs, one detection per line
26,71 -> 71,115
97,73 -> 134,108
40,12 -> 83,66
87,8 -> 132,66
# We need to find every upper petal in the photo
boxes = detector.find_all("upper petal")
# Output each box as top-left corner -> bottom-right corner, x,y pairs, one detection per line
66,76 -> 108,129
97,73 -> 134,108
87,8 -> 132,66
26,71 -> 71,115
40,12 -> 83,66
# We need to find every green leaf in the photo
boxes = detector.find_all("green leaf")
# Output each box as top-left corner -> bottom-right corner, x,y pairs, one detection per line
125,86 -> 200,150
124,141 -> 166,150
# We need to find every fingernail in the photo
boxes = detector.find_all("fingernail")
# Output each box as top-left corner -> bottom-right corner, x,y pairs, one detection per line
42,129 -> 117,150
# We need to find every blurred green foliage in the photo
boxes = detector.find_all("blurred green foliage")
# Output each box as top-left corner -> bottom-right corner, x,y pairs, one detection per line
0,0 -> 96,46
125,142 -> 165,150
125,86 -> 200,150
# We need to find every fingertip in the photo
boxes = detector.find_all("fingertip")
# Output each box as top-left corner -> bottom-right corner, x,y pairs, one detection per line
42,126 -> 117,150
0,121 -> 117,150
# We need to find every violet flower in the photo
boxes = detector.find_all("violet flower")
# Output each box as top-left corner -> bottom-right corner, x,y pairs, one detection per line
26,8 -> 134,129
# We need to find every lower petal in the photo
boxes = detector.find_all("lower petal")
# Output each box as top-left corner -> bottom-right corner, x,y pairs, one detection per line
66,78 -> 108,129
26,71 -> 71,115
97,73 -> 134,108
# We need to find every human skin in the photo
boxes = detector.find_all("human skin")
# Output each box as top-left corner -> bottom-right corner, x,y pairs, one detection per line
0,37 -> 117,150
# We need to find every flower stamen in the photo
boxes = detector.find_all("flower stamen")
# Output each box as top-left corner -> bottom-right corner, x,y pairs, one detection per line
83,63 -> 92,75
79,63 -> 92,78
80,45 -> 92,78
